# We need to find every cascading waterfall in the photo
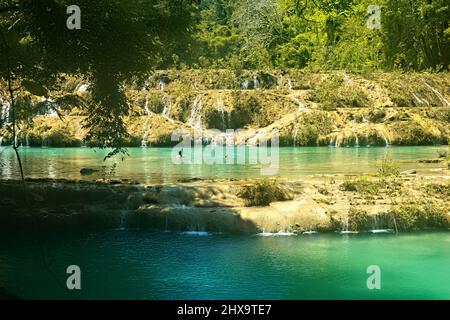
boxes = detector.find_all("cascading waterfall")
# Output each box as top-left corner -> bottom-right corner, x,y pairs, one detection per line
188,95 -> 203,130
354,133 -> 360,148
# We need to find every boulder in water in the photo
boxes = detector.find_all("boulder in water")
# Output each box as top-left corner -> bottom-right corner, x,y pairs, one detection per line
80,168 -> 99,175
418,159 -> 443,164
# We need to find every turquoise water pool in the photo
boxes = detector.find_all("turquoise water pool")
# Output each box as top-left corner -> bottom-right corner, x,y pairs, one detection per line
0,146 -> 447,183
0,230 -> 449,299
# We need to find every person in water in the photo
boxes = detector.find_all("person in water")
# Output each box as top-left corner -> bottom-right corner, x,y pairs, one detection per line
178,149 -> 183,158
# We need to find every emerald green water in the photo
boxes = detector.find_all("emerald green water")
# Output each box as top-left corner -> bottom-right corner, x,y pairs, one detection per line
0,146 -> 447,182
0,230 -> 449,299
1,146 -> 448,299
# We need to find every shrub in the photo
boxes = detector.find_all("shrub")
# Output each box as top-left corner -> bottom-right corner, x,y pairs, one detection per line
367,108 -> 386,123
348,207 -> 370,231
391,205 -> 448,230
378,157 -> 400,177
425,183 -> 450,197
339,177 -> 383,195
288,111 -> 335,146
229,92 -> 264,128
238,179 -> 292,206
308,75 -> 371,109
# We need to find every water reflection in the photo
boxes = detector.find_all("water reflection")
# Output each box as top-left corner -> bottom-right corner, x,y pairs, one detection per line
0,146 -> 447,182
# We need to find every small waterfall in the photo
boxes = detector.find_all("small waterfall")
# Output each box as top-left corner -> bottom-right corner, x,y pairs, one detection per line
329,134 -> 335,147
161,95 -> 172,120
141,117 -> 150,148
47,107 -> 58,117
162,104 -> 171,119
1,99 -> 10,128
257,229 -> 295,236
41,136 -> 48,148
302,230 -> 318,235
293,123 -> 299,147
342,215 -> 349,232
141,131 -> 148,147
41,98 -> 58,117
290,96 -> 308,113
369,215 -> 393,233
424,83 -> 450,106
187,95 -> 203,130
276,74 -> 283,90
217,98 -> 226,129
287,78 -> 293,90
412,93 -> 423,105
340,215 -> 358,234
354,134 -> 360,148
77,83 -> 89,93
14,135 -> 19,148
372,215 -> 378,230
241,79 -> 249,90
25,133 -> 30,147
144,93 -> 152,115
159,80 -> 165,91
253,72 -> 259,89
182,224 -> 209,236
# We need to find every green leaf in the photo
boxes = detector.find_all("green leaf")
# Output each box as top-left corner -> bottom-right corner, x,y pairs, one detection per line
22,80 -> 49,97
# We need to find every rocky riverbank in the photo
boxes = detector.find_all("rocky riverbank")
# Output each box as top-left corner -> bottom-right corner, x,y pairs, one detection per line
1,170 -> 448,233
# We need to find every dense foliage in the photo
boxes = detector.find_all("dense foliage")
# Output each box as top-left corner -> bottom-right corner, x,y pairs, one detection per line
189,0 -> 449,71
0,0 -> 448,151
0,0 -> 196,151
